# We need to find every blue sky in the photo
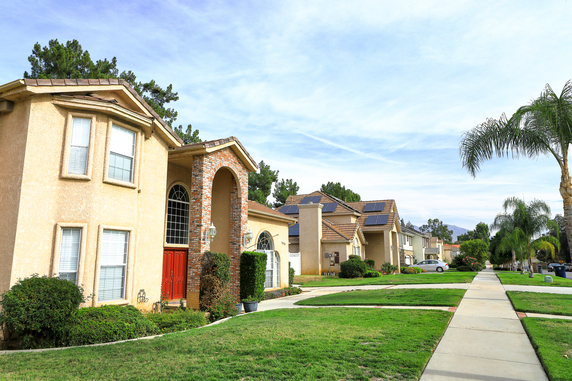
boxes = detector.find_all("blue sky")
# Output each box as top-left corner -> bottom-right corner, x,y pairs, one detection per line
2,1 -> 571,230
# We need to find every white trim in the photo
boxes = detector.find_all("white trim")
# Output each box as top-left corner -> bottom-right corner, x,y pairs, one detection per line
60,113 -> 96,180
102,119 -> 140,189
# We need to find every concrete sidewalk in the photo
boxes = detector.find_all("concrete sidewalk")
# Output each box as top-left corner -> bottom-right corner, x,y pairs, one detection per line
420,268 -> 548,381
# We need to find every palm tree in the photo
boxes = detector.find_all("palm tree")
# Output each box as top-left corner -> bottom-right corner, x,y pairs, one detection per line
491,197 -> 556,277
460,81 -> 572,260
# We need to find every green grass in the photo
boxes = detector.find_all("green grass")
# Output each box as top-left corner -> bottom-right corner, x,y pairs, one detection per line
295,288 -> 466,307
0,308 -> 452,380
302,271 -> 477,287
507,291 -> 572,316
522,318 -> 572,381
496,272 -> 572,287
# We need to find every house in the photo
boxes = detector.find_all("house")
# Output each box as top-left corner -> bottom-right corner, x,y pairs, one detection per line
282,191 -> 401,275
400,226 -> 431,264
425,237 -> 444,260
0,78 -> 264,310
442,244 -> 460,263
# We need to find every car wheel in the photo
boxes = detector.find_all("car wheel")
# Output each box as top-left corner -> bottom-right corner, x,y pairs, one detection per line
436,267 -> 443,273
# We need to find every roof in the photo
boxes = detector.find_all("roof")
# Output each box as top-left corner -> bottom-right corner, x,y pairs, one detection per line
282,191 -> 361,215
348,199 -> 400,233
248,200 -> 296,223
401,226 -> 431,237
181,137 -> 258,171
0,78 -> 183,146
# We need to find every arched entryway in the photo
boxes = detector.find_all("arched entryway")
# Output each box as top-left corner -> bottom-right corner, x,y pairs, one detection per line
210,168 -> 234,255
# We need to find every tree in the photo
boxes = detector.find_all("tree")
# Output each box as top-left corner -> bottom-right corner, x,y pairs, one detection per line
320,182 -> 361,202
457,222 -> 490,244
460,81 -> 572,261
550,214 -> 570,262
491,197 -> 557,277
248,161 -> 278,206
489,230 -> 513,267
531,236 -> 560,263
419,218 -> 453,244
24,39 -> 195,138
400,219 -> 414,229
272,179 -> 299,208
173,124 -> 201,145
459,239 -> 488,264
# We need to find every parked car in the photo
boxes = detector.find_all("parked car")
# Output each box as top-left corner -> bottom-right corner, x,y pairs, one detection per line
547,263 -> 561,272
564,263 -> 572,271
415,259 -> 449,273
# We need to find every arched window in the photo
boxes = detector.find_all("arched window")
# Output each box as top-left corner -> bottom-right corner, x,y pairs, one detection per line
166,184 -> 190,245
257,232 -> 280,289
353,237 -> 360,257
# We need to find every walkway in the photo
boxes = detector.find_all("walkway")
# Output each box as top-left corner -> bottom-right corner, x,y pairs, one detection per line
419,268 -> 548,381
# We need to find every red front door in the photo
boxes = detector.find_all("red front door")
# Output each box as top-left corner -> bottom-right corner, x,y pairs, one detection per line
162,249 -> 188,300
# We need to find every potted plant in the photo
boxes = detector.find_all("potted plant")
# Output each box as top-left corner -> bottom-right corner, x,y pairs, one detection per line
242,295 -> 259,312
236,301 -> 243,314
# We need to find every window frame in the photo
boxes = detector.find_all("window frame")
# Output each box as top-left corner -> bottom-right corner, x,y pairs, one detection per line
93,225 -> 134,306
164,182 -> 191,248
52,223 -> 87,286
103,119 -> 140,189
60,113 -> 96,180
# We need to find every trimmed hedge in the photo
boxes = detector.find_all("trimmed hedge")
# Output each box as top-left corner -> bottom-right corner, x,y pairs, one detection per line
401,267 -> 416,274
240,251 -> 267,301
0,274 -> 86,349
67,305 -> 158,346
289,263 -> 295,286
200,251 -> 237,322
339,256 -> 368,278
146,309 -> 207,333
364,270 -> 381,278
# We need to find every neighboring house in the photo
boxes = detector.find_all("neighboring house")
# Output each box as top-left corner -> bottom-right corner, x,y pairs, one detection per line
399,229 -> 414,265
246,200 -> 296,290
425,237 -> 444,260
442,244 -> 460,263
0,78 -> 260,310
401,226 -> 431,264
282,191 -> 400,275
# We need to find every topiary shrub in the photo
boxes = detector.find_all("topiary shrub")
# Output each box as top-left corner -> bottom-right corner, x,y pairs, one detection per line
289,263 -> 295,286
240,251 -> 267,301
67,305 -> 158,346
146,309 -> 207,334
339,256 -> 368,278
0,274 -> 86,349
364,270 -> 381,278
364,259 -> 375,270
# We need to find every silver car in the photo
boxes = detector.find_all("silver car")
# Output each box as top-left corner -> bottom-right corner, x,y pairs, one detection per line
415,259 -> 449,273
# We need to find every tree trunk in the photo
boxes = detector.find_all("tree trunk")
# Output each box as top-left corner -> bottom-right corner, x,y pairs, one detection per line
511,250 -> 516,271
559,166 -> 572,265
527,241 -> 533,278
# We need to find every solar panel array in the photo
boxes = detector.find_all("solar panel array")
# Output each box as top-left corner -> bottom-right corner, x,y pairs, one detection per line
289,223 -> 300,236
364,214 -> 389,226
363,202 -> 386,212
300,196 -> 321,204
321,202 -> 337,213
279,205 -> 299,214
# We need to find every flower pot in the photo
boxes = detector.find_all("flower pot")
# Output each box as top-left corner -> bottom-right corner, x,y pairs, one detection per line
243,301 -> 258,312
236,303 -> 243,314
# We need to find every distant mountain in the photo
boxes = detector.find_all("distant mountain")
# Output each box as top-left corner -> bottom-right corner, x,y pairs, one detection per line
412,224 -> 469,243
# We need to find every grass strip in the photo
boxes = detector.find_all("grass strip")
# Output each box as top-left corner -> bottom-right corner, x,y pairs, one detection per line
522,317 -> 572,381
301,271 -> 477,287
296,288 -> 466,307
0,308 -> 451,381
496,272 -> 572,287
507,291 -> 572,316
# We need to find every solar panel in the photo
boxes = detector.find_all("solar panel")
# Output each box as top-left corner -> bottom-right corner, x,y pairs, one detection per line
322,202 -> 337,213
289,223 -> 300,236
364,203 -> 376,212
279,205 -> 290,213
364,215 -> 378,225
300,196 -> 321,204
364,202 -> 386,212
377,214 -> 389,225
375,202 -> 386,212
364,214 -> 389,226
280,205 -> 299,214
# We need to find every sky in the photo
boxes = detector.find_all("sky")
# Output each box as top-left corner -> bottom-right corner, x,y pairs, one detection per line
2,0 -> 571,230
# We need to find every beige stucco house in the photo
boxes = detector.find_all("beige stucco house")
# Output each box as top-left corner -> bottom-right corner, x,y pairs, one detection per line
400,226 -> 431,264
0,78 -> 266,310
283,191 -> 400,275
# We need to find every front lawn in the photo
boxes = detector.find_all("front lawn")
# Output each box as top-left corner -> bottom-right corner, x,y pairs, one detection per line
302,271 -> 477,287
507,291 -> 572,316
522,318 -> 572,381
295,288 -> 466,307
496,272 -> 572,287
0,308 -> 452,380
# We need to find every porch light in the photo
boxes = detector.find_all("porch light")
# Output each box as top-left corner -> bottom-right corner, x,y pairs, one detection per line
205,223 -> 217,243
243,227 -> 254,246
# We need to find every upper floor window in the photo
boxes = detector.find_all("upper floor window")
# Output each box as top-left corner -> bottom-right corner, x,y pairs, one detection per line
108,125 -> 136,183
166,184 -> 190,245
68,117 -> 91,175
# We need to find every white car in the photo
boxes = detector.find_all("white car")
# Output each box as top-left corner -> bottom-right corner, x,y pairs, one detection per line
415,260 -> 449,273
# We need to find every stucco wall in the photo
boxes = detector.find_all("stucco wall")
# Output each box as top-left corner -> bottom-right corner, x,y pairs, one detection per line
363,232 -> 386,270
322,215 -> 356,224
299,203 -> 323,275
321,242 -> 350,274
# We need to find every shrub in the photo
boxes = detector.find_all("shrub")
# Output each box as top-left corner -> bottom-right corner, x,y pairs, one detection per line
364,259 -> 375,270
0,274 -> 86,349
289,263 -> 295,286
240,251 -> 267,301
339,256 -> 367,278
411,267 -> 422,274
206,290 -> 238,323
401,267 -> 416,274
263,287 -> 302,300
456,265 -> 472,272
381,262 -> 398,275
200,252 -> 231,311
67,305 -> 158,346
283,286 -> 302,296
146,309 -> 207,333
364,270 -> 381,278
460,256 -> 482,271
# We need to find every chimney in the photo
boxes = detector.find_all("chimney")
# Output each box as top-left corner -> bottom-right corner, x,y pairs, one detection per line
298,202 -> 323,275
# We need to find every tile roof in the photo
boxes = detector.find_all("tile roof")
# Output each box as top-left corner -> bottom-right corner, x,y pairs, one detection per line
282,190 -> 361,214
184,136 -> 257,170
321,219 -> 367,244
348,200 -> 399,232
248,200 -> 294,221
20,78 -> 182,144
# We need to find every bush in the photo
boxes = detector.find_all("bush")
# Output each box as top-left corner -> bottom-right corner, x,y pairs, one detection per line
67,305 -> 158,346
283,286 -> 302,296
339,256 -> 368,278
401,267 -> 416,274
263,287 -> 302,300
289,263 -> 295,286
240,251 -> 267,301
381,262 -> 398,275
460,256 -> 482,271
200,251 -> 231,310
146,309 -> 207,333
364,270 -> 381,278
0,274 -> 86,349
364,259 -> 375,270
411,267 -> 422,274
206,290 -> 237,323
456,265 -> 472,272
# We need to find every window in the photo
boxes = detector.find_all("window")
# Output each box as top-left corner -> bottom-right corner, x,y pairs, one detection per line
59,228 -> 81,284
257,232 -> 280,289
68,117 -> 91,175
108,124 -> 136,183
353,237 -> 360,256
98,230 -> 129,301
166,184 -> 190,245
